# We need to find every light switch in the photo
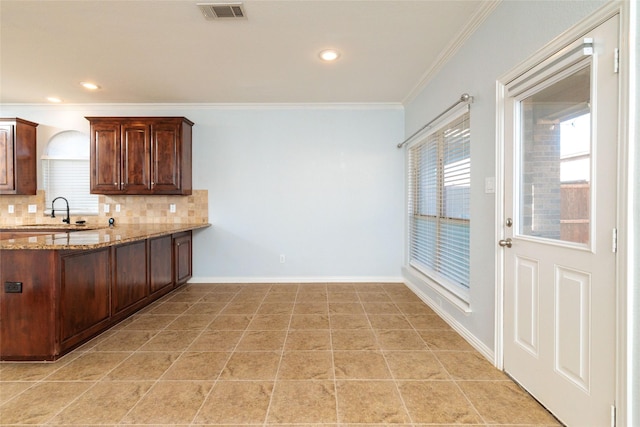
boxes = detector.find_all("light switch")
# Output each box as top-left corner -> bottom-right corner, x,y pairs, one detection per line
8,205 -> 14,214
485,177 -> 496,194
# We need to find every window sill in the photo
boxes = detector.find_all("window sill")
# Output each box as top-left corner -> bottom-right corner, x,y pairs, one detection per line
402,265 -> 472,314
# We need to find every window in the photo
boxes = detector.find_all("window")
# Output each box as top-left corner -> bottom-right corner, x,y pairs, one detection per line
42,130 -> 99,215
408,110 -> 470,299
517,65 -> 592,245
560,113 -> 591,184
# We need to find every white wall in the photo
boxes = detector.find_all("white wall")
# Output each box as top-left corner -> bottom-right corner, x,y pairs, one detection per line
0,104 -> 405,282
402,0 -> 607,355
191,107 -> 405,282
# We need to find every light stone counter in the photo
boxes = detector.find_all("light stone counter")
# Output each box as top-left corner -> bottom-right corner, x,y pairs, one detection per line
0,223 -> 210,250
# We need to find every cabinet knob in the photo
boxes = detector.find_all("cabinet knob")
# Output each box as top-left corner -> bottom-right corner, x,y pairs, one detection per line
114,182 -> 118,186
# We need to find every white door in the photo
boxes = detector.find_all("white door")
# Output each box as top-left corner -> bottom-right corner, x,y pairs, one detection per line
502,16 -> 619,427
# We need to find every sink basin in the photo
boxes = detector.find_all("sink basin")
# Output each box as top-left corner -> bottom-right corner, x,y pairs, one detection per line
15,223 -> 83,227
0,224 -> 104,242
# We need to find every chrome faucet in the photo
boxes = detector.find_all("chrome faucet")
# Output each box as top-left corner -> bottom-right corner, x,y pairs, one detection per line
51,197 -> 70,224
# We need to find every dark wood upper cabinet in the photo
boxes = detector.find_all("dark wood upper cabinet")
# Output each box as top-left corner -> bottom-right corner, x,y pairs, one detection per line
90,120 -> 121,193
122,122 -> 151,194
151,120 -> 192,194
0,118 -> 38,195
87,117 -> 193,195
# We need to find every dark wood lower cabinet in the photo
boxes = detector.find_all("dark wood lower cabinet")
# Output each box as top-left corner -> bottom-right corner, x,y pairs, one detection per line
149,235 -> 174,297
0,230 -> 193,361
174,231 -> 192,285
60,248 -> 111,349
113,240 -> 148,315
0,250 -> 58,360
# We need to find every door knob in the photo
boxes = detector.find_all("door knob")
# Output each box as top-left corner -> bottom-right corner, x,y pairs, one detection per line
498,238 -> 513,248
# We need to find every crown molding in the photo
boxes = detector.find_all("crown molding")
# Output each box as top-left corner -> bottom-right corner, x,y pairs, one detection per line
402,0 -> 501,105
0,102 -> 404,111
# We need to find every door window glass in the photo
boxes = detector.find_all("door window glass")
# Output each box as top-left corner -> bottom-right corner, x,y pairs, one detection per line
518,66 -> 591,245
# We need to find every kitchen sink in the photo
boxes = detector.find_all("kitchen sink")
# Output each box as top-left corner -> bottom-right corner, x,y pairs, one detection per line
0,224 -> 103,236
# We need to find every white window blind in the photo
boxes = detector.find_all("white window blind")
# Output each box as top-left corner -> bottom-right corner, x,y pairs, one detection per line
408,110 -> 470,297
42,131 -> 99,216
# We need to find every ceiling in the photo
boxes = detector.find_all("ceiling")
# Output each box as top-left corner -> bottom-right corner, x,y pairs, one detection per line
0,1 -> 496,105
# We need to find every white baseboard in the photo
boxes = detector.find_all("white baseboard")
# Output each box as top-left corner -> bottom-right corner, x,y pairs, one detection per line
402,278 -> 495,363
188,276 -> 404,284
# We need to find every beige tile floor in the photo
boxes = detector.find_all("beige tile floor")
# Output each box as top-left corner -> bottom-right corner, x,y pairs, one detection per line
0,282 -> 561,426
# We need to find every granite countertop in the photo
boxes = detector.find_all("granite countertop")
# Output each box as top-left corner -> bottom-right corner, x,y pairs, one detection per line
0,223 -> 210,250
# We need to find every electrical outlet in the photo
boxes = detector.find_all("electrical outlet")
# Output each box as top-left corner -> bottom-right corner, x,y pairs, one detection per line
115,204 -> 121,212
4,281 -> 22,293
280,254 -> 286,263
104,204 -> 110,213
8,205 -> 14,214
28,204 -> 37,213
169,204 -> 176,213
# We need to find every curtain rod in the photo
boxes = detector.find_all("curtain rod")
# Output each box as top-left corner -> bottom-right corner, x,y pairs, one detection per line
397,93 -> 474,149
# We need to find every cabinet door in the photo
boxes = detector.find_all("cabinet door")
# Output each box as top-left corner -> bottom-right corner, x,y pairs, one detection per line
0,251 -> 57,360
0,119 -> 37,195
0,124 -> 15,191
174,232 -> 192,285
113,241 -> 148,314
122,122 -> 151,194
149,235 -> 173,296
151,121 -> 182,194
60,248 -> 111,346
91,122 -> 121,193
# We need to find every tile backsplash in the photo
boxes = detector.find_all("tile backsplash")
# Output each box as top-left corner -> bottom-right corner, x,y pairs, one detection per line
0,189 -> 208,227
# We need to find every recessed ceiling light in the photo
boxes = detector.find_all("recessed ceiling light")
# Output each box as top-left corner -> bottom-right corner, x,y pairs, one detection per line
319,49 -> 340,62
80,82 -> 100,90
47,97 -> 62,103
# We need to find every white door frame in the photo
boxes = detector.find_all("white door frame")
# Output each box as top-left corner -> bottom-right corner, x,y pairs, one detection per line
494,1 -> 632,425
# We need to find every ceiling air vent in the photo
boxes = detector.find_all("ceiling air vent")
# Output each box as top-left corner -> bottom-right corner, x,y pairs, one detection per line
197,3 -> 246,20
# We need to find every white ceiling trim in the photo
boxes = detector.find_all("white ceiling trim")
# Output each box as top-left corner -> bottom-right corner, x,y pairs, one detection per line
402,0 -> 502,105
1,102 -> 404,111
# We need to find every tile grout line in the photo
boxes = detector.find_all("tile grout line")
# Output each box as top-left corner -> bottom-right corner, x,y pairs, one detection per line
261,283 -> 297,426
117,290 -> 206,425
186,285 -> 247,426
2,293 -> 160,423
198,284 -> 278,426
327,284 -> 341,425
9,296 -> 179,425
370,286 -> 416,425
0,282 -> 560,426
119,285 -> 239,425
